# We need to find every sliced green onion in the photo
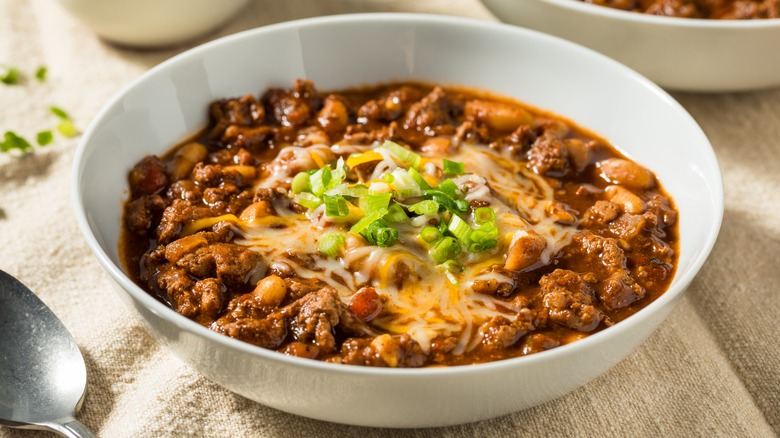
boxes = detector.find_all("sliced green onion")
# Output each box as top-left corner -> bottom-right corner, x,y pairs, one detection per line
448,215 -> 473,243
360,193 -> 392,215
341,184 -> 369,198
442,259 -> 464,274
471,222 -> 499,243
324,194 -> 349,217
469,240 -> 497,253
385,203 -> 409,223
0,66 -> 21,85
408,167 -> 431,190
291,172 -> 311,194
474,207 -> 496,224
331,157 -> 347,184
0,131 -> 33,153
425,190 -> 469,213
36,130 -> 53,146
50,106 -> 70,120
35,66 -> 47,81
310,166 -> 332,196
408,200 -> 439,216
429,236 -> 460,263
384,173 -> 395,184
390,168 -> 422,197
438,179 -> 461,199
363,220 -> 398,247
318,233 -> 345,257
421,226 -> 441,243
442,159 -> 465,176
350,207 -> 388,234
56,120 -> 79,138
382,140 -> 421,168
296,192 -> 322,210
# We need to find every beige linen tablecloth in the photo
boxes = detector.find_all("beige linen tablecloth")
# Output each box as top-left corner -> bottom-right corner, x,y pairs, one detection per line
1,0 -> 778,436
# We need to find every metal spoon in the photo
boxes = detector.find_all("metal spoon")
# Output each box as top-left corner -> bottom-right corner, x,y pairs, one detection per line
0,270 -> 95,438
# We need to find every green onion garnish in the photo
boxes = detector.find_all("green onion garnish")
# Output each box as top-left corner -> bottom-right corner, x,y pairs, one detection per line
442,159 -> 465,176
429,236 -> 461,263
36,130 -> 53,146
318,233 -> 345,257
438,179 -> 461,199
474,207 -> 496,224
389,168 -> 422,197
382,140 -> 421,168
448,214 -> 473,243
385,204 -> 409,223
409,200 -> 439,215
310,166 -> 332,196
360,193 -> 392,215
408,167 -> 431,190
350,207 -> 389,235
324,194 -> 349,217
291,172 -> 311,194
421,226 -> 441,243
0,66 -> 21,85
296,192 -> 322,210
56,120 -> 79,138
363,220 -> 398,247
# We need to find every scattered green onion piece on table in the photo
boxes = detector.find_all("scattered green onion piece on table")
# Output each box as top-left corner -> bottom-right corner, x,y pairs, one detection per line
56,120 -> 79,138
442,159 -> 465,176
35,66 -> 47,82
474,207 -> 496,224
50,106 -> 70,120
318,233 -> 345,257
291,172 -> 311,194
324,194 -> 349,217
1,131 -> 33,153
409,199 -> 439,215
421,226 -> 441,243
0,66 -> 21,85
36,130 -> 53,146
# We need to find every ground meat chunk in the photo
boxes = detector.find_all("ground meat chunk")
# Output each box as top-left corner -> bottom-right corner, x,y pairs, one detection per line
402,87 -> 454,134
527,133 -> 570,177
156,199 -> 210,244
263,79 -> 320,127
193,278 -> 226,318
583,200 -> 620,226
155,267 -> 197,318
357,86 -> 423,123
213,313 -> 288,349
330,334 -> 426,368
173,243 -> 263,287
167,180 -> 202,201
520,333 -> 561,355
478,310 -> 535,350
125,194 -> 165,235
539,269 -> 603,332
571,232 -> 647,309
128,156 -> 168,195
208,94 -> 265,139
191,163 -> 246,188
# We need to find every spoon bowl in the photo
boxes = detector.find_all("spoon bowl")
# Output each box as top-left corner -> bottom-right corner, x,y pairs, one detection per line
0,270 -> 94,438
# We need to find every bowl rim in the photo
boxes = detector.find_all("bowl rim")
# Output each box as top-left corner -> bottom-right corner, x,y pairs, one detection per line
71,12 -> 724,377
529,0 -> 780,27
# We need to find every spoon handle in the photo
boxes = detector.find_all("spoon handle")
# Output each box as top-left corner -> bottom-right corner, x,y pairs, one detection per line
47,417 -> 96,438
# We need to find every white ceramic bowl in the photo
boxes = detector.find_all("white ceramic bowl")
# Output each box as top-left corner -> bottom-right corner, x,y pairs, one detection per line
482,0 -> 780,92
72,14 -> 723,428
56,0 -> 250,48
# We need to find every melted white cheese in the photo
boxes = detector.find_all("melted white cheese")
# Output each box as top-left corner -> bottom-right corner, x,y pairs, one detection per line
236,141 -> 578,353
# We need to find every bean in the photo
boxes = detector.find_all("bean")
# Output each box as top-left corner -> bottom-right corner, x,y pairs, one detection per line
252,275 -> 287,307
605,185 -> 645,214
239,201 -> 273,221
169,142 -> 208,181
505,232 -> 547,271
598,158 -> 655,190
349,287 -> 382,321
465,100 -> 533,132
